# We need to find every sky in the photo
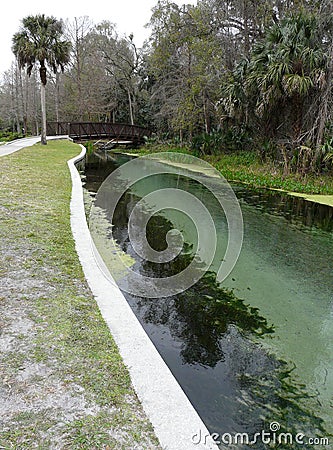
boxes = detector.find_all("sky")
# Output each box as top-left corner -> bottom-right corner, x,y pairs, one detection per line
1,0 -> 197,76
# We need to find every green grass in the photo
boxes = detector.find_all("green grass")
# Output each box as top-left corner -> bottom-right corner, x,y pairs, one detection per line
0,139 -> 160,449
207,152 -> 333,194
129,145 -> 333,195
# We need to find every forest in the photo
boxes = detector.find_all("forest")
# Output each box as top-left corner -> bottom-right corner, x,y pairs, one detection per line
1,0 -> 333,174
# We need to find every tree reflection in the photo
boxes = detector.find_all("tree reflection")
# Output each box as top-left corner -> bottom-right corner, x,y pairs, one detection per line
86,154 -> 329,446
118,198 -> 328,444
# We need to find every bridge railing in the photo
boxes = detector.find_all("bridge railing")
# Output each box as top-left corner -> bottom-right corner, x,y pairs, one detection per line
47,122 -> 69,135
47,121 -> 151,143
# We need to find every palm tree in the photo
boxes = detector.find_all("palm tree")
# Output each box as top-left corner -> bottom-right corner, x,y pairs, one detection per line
12,15 -> 71,144
246,11 -> 326,144
221,11 -> 330,172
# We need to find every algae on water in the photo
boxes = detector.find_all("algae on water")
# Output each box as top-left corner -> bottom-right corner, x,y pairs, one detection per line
89,203 -> 135,282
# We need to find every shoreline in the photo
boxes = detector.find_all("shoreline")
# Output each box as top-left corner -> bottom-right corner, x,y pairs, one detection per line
111,149 -> 333,208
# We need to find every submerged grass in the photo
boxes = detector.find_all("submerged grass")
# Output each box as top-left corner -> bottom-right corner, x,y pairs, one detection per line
0,139 -> 160,449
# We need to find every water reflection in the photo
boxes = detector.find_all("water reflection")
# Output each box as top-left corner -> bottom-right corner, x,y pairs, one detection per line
83,152 -> 332,447
109,191 -> 327,445
234,185 -> 333,232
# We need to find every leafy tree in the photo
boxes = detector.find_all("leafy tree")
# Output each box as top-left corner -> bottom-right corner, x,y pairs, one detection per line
95,21 -> 143,125
147,0 -> 223,139
250,11 -> 325,136
12,14 -> 71,144
63,17 -> 96,121
221,9 -> 332,171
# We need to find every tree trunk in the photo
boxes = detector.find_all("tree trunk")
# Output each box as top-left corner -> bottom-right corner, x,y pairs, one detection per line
179,128 -> 183,146
40,82 -> 47,145
55,71 -> 60,123
18,66 -> 27,136
292,93 -> 303,145
127,89 -> 134,125
242,0 -> 250,56
203,91 -> 211,134
14,64 -> 21,134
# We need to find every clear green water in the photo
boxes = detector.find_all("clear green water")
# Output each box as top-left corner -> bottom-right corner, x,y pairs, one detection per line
84,153 -> 333,448
226,186 -> 333,431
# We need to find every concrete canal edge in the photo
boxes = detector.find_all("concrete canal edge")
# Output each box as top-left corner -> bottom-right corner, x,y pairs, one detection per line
67,145 -> 221,450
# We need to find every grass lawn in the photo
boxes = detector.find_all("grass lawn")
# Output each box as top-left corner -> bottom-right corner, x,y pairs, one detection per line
0,139 -> 160,449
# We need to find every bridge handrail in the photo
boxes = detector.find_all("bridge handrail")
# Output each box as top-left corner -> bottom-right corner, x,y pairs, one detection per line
47,121 -> 152,142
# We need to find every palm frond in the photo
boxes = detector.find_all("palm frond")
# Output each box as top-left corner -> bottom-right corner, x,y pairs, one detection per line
282,74 -> 314,96
12,14 -> 71,82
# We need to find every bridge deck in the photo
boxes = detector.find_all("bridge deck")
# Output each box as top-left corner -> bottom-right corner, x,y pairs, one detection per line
47,122 -> 151,145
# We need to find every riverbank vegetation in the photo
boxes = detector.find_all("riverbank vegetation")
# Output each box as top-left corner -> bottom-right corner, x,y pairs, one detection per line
118,144 -> 333,195
2,1 -> 333,178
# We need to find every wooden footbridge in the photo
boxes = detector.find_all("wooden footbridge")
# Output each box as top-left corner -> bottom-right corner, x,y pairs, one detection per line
47,122 -> 151,146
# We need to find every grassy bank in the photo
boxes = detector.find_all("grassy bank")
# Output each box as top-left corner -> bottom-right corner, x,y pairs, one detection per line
121,146 -> 333,196
0,140 -> 160,449
206,152 -> 333,195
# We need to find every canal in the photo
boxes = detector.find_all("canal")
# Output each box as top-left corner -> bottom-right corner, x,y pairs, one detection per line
82,151 -> 333,448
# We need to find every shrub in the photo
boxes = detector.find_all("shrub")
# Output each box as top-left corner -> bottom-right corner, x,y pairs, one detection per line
0,130 -> 24,142
191,127 -> 252,156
